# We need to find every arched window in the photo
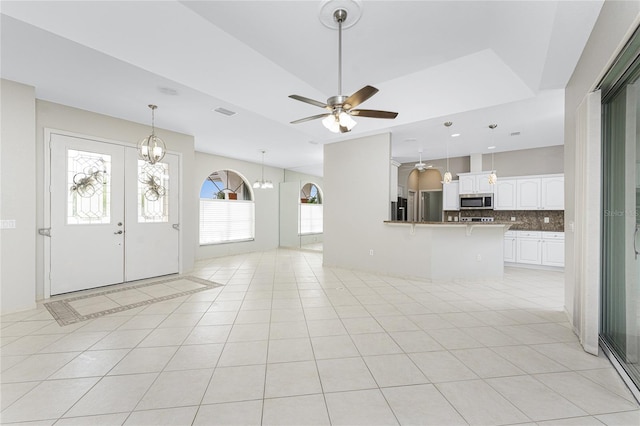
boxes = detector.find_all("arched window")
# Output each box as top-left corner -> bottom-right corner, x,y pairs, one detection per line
300,182 -> 323,235
199,170 -> 254,245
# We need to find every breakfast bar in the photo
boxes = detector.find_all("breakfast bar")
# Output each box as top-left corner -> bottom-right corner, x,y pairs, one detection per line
381,220 -> 516,281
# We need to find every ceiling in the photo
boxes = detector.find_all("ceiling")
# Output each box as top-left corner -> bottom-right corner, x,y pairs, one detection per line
0,0 -> 603,177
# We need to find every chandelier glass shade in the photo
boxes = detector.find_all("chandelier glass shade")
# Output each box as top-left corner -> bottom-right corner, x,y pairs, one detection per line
138,104 -> 166,165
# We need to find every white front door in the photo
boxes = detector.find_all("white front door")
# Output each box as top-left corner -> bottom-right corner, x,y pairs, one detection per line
124,148 -> 179,282
50,134 -> 126,294
49,133 -> 179,295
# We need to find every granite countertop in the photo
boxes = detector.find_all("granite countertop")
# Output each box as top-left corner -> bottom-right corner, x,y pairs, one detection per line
384,220 -> 523,225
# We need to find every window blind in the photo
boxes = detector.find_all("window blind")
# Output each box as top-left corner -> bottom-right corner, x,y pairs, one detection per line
200,199 -> 255,244
299,204 -> 323,235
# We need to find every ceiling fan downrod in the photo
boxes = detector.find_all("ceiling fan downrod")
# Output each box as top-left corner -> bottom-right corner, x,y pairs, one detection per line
334,8 -> 347,96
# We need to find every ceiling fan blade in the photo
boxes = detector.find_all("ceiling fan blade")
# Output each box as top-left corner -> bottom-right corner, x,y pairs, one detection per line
288,94 -> 329,109
350,109 -> 398,119
344,85 -> 379,109
290,113 -> 330,124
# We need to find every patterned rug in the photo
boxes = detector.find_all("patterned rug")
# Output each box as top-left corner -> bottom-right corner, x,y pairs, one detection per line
44,276 -> 222,326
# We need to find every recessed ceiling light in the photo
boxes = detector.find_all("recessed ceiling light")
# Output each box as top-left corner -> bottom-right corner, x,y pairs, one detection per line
488,146 -> 496,150
213,107 -> 236,116
451,133 -> 460,137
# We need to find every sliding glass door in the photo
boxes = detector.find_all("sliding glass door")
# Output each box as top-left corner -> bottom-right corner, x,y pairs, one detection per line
601,55 -> 640,393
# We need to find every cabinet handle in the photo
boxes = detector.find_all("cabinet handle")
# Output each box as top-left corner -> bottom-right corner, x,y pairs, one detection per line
634,224 -> 639,260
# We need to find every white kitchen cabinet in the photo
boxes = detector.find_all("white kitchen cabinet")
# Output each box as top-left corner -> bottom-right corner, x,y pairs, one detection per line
504,231 -> 516,262
443,181 -> 460,211
495,179 -> 517,210
458,172 -> 494,195
516,231 -> 542,264
542,232 -> 565,267
516,178 -> 541,210
541,176 -> 564,210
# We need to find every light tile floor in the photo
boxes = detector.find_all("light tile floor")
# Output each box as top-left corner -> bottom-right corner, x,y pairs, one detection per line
1,249 -> 639,425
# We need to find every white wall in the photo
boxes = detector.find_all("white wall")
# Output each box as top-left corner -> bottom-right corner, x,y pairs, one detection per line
324,133 -> 392,271
565,1 -> 640,329
1,79 -> 37,313
35,100 -> 197,300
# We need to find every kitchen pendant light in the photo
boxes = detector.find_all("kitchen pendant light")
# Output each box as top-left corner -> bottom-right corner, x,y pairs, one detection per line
138,104 -> 166,165
488,123 -> 498,185
443,121 -> 453,184
253,150 -> 273,189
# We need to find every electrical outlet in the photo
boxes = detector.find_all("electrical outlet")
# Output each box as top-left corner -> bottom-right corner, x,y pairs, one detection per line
476,254 -> 482,261
511,217 -> 516,222
0,219 -> 16,229
544,217 -> 550,223
369,249 -> 374,256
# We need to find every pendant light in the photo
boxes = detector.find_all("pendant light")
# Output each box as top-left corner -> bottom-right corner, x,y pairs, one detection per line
443,121 -> 453,183
253,150 -> 273,189
138,104 -> 166,165
488,123 -> 498,185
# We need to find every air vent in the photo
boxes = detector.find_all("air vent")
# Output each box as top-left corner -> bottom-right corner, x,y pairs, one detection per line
158,86 -> 178,96
214,107 -> 237,116
510,131 -> 521,136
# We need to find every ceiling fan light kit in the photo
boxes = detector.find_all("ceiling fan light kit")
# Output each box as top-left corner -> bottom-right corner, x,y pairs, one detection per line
289,4 -> 398,133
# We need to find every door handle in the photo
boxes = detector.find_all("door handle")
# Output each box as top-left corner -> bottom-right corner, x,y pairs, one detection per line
635,224 -> 639,260
114,230 -> 123,235
172,224 -> 180,231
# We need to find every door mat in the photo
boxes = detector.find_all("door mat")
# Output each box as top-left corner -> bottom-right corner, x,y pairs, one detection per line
44,276 -> 222,326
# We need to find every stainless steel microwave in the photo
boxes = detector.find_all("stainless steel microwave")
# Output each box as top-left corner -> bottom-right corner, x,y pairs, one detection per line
459,193 -> 494,210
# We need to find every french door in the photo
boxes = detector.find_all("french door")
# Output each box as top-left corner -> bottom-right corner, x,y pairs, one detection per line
49,133 -> 179,295
601,69 -> 640,393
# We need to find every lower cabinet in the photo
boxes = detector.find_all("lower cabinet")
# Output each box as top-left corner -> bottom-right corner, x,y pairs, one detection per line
516,232 -> 543,264
504,231 -> 516,263
505,231 -> 564,267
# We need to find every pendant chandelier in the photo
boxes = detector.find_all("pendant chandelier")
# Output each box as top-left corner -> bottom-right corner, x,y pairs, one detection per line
138,104 -> 166,165
253,150 -> 273,189
488,123 -> 498,185
443,121 -> 453,184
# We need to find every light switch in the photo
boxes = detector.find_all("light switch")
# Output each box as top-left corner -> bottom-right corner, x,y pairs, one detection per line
0,219 -> 16,229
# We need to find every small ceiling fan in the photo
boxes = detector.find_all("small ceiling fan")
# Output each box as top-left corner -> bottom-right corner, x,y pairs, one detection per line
415,150 -> 432,172
289,8 -> 398,133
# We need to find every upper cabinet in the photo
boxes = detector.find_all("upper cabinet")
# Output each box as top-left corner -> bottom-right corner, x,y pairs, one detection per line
541,176 -> 564,210
494,179 -> 517,210
443,181 -> 460,210
458,172 -> 494,195
515,174 -> 564,210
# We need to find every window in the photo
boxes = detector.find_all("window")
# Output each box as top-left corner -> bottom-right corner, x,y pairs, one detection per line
199,170 -> 254,245
299,182 -> 323,235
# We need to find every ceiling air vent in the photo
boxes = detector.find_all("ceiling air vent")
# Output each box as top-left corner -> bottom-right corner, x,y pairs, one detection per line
214,107 -> 237,116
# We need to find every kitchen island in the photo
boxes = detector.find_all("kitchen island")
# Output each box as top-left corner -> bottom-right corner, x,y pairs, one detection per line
380,221 -> 516,280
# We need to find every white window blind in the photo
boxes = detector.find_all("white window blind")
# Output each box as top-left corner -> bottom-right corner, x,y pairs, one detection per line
200,199 -> 255,244
299,204 -> 323,235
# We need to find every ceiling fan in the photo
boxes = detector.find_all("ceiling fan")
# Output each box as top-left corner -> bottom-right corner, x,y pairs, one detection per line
415,150 -> 432,172
289,8 -> 398,133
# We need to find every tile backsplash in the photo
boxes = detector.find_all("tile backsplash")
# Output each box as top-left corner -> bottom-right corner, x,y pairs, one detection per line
444,210 -> 564,232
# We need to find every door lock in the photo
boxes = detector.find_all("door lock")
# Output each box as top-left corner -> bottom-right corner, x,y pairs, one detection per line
114,230 -> 123,235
